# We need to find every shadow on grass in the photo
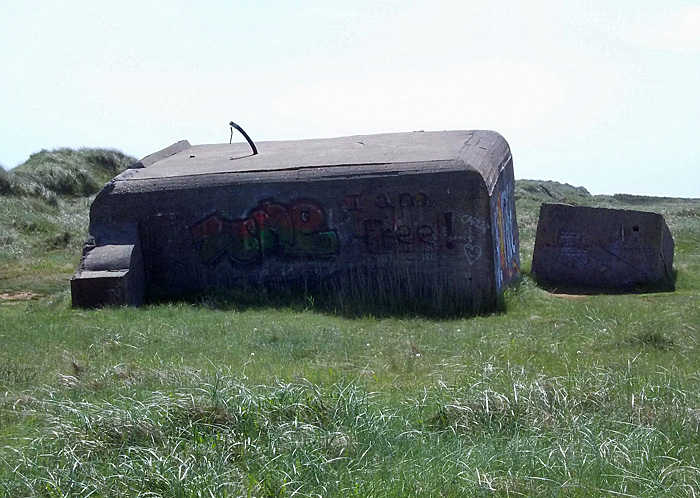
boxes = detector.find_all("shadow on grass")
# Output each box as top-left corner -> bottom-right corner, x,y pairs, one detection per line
529,268 -> 677,296
621,329 -> 676,351
147,272 -> 509,320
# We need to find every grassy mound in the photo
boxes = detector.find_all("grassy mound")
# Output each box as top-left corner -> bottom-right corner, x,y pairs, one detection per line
4,147 -> 136,200
0,148 -> 135,292
515,179 -> 591,204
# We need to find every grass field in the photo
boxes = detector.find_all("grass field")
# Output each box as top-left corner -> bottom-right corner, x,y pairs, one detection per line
1,150 -> 700,496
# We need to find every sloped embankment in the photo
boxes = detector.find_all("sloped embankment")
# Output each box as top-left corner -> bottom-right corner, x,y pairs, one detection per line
0,148 -> 136,294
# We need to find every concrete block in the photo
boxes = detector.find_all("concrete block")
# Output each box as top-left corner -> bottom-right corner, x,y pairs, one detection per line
71,224 -> 145,307
531,203 -> 674,291
71,130 -> 520,315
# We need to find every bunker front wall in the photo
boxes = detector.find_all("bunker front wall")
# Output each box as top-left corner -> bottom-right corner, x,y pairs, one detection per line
84,167 -> 501,314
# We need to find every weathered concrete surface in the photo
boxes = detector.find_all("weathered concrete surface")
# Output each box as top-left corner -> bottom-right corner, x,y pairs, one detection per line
531,203 -> 674,291
70,223 -> 144,306
71,130 -> 520,315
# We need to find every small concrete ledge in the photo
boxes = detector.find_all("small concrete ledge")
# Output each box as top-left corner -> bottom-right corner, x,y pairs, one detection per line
71,231 -> 145,307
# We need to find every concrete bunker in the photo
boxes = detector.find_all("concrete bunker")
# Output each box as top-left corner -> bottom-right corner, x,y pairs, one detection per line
71,130 -> 520,315
531,203 -> 674,292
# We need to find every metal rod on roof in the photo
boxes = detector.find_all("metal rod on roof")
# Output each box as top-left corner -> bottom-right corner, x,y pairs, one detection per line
229,121 -> 258,155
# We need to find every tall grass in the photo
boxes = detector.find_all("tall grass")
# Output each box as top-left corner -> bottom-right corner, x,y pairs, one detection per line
2,155 -> 700,495
3,147 -> 135,201
0,168 -> 16,196
4,365 -> 700,496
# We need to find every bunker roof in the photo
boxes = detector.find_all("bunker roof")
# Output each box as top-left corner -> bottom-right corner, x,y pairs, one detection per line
119,130 -> 511,194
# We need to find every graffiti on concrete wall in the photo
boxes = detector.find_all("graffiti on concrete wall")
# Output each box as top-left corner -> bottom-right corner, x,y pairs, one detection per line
341,191 -> 446,256
558,230 -> 589,267
341,191 -> 488,264
460,213 -> 490,265
190,198 -> 339,265
492,177 -> 519,289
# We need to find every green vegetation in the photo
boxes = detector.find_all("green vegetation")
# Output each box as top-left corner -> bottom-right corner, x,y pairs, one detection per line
0,148 -> 135,295
10,147 -> 135,198
2,151 -> 700,496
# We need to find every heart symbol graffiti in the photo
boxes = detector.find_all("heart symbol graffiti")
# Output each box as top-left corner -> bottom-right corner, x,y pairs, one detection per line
464,243 -> 482,265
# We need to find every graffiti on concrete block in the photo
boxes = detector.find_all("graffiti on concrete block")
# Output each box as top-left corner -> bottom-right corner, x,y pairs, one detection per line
341,191 -> 490,264
461,214 -> 489,235
341,191 -> 449,255
190,198 -> 339,265
459,214 -> 489,265
492,177 -> 520,289
360,218 -> 438,255
558,230 -> 589,267
464,243 -> 482,264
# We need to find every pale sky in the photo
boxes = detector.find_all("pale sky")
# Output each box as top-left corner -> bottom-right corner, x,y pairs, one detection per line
1,1 -> 699,197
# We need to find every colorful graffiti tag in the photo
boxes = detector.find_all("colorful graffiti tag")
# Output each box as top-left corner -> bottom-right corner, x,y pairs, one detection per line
491,176 -> 520,290
190,198 -> 339,265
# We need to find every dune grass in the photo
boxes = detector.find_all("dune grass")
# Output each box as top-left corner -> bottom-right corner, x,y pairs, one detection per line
10,147 -> 135,199
0,148 -> 135,297
1,152 -> 700,496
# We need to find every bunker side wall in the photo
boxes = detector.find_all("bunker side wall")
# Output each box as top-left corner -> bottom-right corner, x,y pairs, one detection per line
489,157 -> 520,292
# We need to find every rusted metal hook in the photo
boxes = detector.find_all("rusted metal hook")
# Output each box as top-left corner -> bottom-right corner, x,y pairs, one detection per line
229,121 -> 258,155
